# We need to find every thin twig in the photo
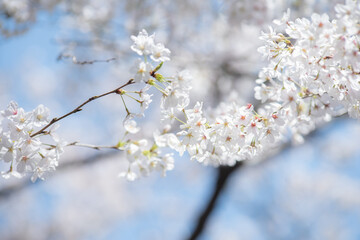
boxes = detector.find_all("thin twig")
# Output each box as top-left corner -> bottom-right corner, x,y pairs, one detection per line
67,142 -> 120,150
30,79 -> 134,138
57,54 -> 117,65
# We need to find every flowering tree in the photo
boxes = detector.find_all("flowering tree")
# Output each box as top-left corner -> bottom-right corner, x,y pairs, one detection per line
0,0 -> 359,239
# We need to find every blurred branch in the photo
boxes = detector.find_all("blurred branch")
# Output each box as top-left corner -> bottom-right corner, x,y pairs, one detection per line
0,151 -> 119,199
57,53 -> 117,65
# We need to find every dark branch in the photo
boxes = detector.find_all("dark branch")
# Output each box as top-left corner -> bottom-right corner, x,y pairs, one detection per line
187,162 -> 243,240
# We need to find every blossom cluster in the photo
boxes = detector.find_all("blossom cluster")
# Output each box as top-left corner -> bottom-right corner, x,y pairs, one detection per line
0,29 -> 177,182
0,101 -> 64,182
155,0 -> 360,166
120,70 -> 193,181
117,119 -> 174,181
154,99 -> 287,166
116,29 -> 176,180
1,0 -> 33,23
131,29 -> 170,64
256,0 -> 360,142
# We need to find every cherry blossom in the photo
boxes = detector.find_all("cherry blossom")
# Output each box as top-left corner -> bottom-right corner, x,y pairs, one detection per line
1,1 -> 359,182
0,101 -> 65,182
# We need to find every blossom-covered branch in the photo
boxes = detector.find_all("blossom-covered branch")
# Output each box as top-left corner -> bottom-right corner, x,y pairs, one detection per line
0,0 -> 359,183
154,0 -> 359,167
0,29 -> 179,182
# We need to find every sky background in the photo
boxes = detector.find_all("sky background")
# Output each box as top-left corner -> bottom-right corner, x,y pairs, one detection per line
1,3 -> 360,240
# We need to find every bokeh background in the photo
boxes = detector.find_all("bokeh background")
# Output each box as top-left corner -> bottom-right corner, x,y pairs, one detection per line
1,0 -> 360,239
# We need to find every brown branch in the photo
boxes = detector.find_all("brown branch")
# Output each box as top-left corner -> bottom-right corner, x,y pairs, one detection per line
30,79 -> 134,138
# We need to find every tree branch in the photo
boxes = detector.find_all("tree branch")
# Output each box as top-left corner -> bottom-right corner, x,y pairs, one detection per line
30,79 -> 134,138
187,162 -> 243,240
